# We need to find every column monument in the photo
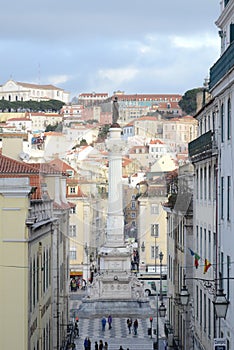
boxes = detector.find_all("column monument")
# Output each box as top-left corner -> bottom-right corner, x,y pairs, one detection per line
78,98 -> 151,316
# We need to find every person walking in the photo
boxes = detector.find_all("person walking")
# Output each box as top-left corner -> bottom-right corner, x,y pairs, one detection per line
133,319 -> 138,335
108,314 -> 112,329
87,337 -> 91,350
94,341 -> 98,350
127,318 -> 132,334
99,339 -> 104,350
84,337 -> 89,350
119,346 -> 124,350
101,316 -> 107,331
104,341 -> 108,350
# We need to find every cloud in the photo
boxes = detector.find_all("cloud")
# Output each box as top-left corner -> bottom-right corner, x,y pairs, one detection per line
97,67 -> 139,85
48,75 -> 71,86
0,0 -> 221,98
171,34 -> 219,50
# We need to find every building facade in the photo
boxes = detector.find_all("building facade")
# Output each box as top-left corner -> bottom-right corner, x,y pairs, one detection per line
0,79 -> 70,103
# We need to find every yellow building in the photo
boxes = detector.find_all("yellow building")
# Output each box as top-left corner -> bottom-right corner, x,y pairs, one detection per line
137,178 -> 168,278
0,154 -> 71,349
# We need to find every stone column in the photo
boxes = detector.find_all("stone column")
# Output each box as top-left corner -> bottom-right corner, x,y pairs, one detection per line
105,126 -> 126,247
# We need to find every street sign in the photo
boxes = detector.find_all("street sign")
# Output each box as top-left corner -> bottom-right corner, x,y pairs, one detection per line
214,338 -> 226,350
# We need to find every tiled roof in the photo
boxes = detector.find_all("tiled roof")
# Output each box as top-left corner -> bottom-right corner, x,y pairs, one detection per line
31,162 -> 66,176
49,158 -> 77,175
149,139 -> 164,144
17,81 -> 63,90
0,154 -> 38,174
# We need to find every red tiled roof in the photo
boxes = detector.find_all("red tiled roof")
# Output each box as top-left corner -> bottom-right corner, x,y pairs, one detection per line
149,139 -> 164,144
0,154 -> 38,174
49,158 -> 77,175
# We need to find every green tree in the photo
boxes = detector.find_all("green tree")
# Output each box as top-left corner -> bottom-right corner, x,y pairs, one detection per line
45,122 -> 63,132
179,88 -> 203,115
0,99 -> 65,113
97,124 -> 110,141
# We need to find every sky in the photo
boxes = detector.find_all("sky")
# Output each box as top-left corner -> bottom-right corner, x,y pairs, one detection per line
0,0 -> 221,100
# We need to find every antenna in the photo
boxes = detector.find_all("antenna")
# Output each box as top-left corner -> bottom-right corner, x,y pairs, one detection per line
38,63 -> 41,85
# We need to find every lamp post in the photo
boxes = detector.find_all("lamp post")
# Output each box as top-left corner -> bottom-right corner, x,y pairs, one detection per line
179,279 -> 229,348
159,251 -> 164,301
154,297 -> 167,350
213,288 -> 229,338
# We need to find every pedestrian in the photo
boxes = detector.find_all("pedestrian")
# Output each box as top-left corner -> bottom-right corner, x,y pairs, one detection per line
119,346 -> 124,350
104,341 -> 108,350
95,341 -> 98,350
163,339 -> 168,349
127,318 -> 132,334
99,339 -> 104,350
87,337 -> 91,350
101,316 -> 106,331
133,319 -> 138,335
84,337 -> 89,350
108,314 -> 112,329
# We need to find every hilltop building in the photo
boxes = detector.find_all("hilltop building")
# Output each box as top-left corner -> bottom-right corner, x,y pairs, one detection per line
0,79 -> 69,103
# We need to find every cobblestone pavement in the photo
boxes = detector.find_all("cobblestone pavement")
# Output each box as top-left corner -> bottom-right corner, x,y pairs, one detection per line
69,291 -> 167,350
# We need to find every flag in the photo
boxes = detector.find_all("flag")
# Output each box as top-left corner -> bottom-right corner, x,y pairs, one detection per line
188,248 -> 200,268
188,248 -> 195,256
194,253 -> 200,269
203,259 -> 211,274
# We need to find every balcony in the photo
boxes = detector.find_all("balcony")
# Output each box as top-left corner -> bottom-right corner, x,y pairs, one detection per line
209,41 -> 234,90
188,130 -> 218,162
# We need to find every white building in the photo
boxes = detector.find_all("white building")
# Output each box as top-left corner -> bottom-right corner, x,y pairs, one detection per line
0,79 -> 70,103
187,1 -> 234,349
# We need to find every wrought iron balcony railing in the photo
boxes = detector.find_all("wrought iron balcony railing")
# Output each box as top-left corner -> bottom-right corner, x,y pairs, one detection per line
209,41 -> 234,90
188,130 -> 217,162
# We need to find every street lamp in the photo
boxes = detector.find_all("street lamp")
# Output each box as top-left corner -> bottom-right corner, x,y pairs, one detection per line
159,251 -> 164,301
213,288 -> 229,319
179,284 -> 190,306
154,294 -> 167,350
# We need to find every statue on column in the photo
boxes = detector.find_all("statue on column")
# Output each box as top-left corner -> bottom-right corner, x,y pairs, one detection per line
112,96 -> 119,125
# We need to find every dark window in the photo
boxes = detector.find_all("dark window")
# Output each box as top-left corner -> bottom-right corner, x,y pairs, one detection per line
230,23 -> 234,43
221,103 -> 224,142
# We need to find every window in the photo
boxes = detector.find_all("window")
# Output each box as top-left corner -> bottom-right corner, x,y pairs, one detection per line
151,204 -> 159,214
204,166 -> 207,200
69,225 -> 76,237
208,230 -> 211,261
200,227 -> 203,257
151,224 -> 159,237
204,228 -> 207,258
69,249 -> 77,260
221,177 -> 224,219
70,207 -> 76,214
204,294 -> 207,332
200,289 -> 203,326
131,212 -> 136,218
200,168 -> 203,200
131,201 -> 136,209
70,187 -> 76,194
227,255 -> 230,300
151,245 -> 159,259
208,165 -> 211,200
208,298 -> 211,337
227,176 -> 231,221
221,103 -> 224,142
227,98 -> 231,139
